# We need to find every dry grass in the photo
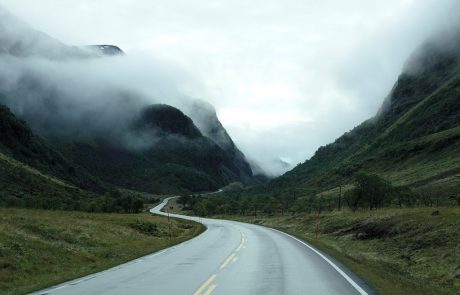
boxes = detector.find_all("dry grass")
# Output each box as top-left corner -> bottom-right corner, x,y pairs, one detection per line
224,207 -> 460,295
0,208 -> 204,295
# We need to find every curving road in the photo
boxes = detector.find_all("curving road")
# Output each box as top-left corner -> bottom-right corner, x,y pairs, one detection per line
33,197 -> 377,295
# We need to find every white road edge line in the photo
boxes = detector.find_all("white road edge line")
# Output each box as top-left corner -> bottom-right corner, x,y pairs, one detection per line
272,228 -> 368,295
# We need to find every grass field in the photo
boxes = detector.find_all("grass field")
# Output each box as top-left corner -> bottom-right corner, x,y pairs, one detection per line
0,208 -> 205,295
220,207 -> 460,295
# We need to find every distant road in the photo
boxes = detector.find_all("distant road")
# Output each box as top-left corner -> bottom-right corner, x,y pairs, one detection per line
33,197 -> 377,295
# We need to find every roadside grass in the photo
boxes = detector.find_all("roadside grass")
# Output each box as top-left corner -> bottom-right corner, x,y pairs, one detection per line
218,207 -> 460,295
0,208 -> 205,295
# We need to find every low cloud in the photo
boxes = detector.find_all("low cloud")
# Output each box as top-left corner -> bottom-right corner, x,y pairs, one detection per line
0,5 -> 208,151
2,0 -> 460,175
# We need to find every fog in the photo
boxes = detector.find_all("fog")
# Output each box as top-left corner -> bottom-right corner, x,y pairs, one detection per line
1,0 -> 460,176
0,45 -> 201,150
0,5 -> 206,150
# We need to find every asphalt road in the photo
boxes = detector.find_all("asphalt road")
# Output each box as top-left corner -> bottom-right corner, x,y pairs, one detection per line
33,197 -> 377,295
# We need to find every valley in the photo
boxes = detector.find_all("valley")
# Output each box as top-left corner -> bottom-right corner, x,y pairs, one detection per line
0,3 -> 459,295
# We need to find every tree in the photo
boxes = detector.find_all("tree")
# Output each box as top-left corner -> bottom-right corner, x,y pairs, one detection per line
345,173 -> 393,211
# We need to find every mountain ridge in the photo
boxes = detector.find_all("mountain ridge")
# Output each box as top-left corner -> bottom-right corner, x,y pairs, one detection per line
264,27 -> 460,201
0,7 -> 257,203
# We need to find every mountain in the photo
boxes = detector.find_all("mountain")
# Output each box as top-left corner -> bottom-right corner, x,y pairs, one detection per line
0,104 -> 106,210
0,6 -> 92,59
0,6 -> 255,200
53,104 -> 255,193
0,104 -> 105,192
0,6 -> 121,59
185,100 -> 255,182
266,28 -> 460,199
138,104 -> 202,139
85,45 -> 125,56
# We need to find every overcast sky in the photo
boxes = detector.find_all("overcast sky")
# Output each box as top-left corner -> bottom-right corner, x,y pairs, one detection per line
2,0 -> 459,175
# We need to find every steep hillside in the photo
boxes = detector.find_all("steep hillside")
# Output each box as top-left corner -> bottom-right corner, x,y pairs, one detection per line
54,104 -> 253,193
185,100 -> 256,182
0,6 -> 255,196
0,151 -> 97,210
0,104 -> 105,193
137,104 -> 202,139
267,29 -> 460,199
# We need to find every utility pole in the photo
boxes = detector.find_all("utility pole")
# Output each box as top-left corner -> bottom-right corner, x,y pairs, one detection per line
167,208 -> 172,240
315,209 -> 321,240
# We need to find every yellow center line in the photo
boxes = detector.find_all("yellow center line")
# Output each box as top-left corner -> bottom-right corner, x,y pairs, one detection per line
220,252 -> 236,269
203,284 -> 217,295
235,232 -> 245,252
193,274 -> 217,295
193,231 -> 245,294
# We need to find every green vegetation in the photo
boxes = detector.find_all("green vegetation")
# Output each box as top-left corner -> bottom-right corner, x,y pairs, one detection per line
0,101 -> 256,211
0,104 -> 105,193
0,19 -> 459,295
54,137 -> 238,194
178,173 -> 460,217
0,150 -> 159,212
251,37 -> 460,207
0,208 -> 205,295
136,104 -> 202,139
0,101 -> 256,197
216,29 -> 460,216
223,208 -> 460,295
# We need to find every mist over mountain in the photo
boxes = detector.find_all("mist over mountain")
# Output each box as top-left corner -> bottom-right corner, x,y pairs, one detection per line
85,45 -> 125,56
184,100 -> 255,180
0,6 -> 259,194
265,25 -> 460,197
0,6 -> 146,147
0,6 -> 92,59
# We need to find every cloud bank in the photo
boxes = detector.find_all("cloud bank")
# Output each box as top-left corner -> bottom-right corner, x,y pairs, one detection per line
2,0 -> 460,175
0,6 -> 204,151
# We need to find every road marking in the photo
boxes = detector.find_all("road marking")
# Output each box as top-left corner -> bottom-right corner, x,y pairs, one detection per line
218,230 -> 246,270
235,232 -> 245,252
220,252 -> 236,269
193,274 -> 217,295
204,284 -> 217,295
272,229 -> 369,295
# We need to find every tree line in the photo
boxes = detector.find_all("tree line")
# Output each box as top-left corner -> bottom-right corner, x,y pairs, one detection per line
0,189 -> 159,213
179,173 -> 459,217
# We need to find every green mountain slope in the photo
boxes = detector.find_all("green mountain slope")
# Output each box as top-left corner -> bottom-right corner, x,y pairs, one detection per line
267,29 -> 460,199
0,151 -> 96,210
0,6 -> 256,197
53,104 -> 253,193
0,100 -> 254,196
0,104 -> 105,193
186,100 -> 256,183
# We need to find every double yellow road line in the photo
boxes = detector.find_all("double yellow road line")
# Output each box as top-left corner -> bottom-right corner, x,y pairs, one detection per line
192,274 -> 217,295
192,231 -> 246,295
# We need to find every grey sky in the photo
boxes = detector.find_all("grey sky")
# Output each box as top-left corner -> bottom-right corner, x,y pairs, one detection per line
2,0 -> 459,175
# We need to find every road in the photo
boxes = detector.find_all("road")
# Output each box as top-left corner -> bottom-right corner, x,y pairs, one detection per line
33,197 -> 377,295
